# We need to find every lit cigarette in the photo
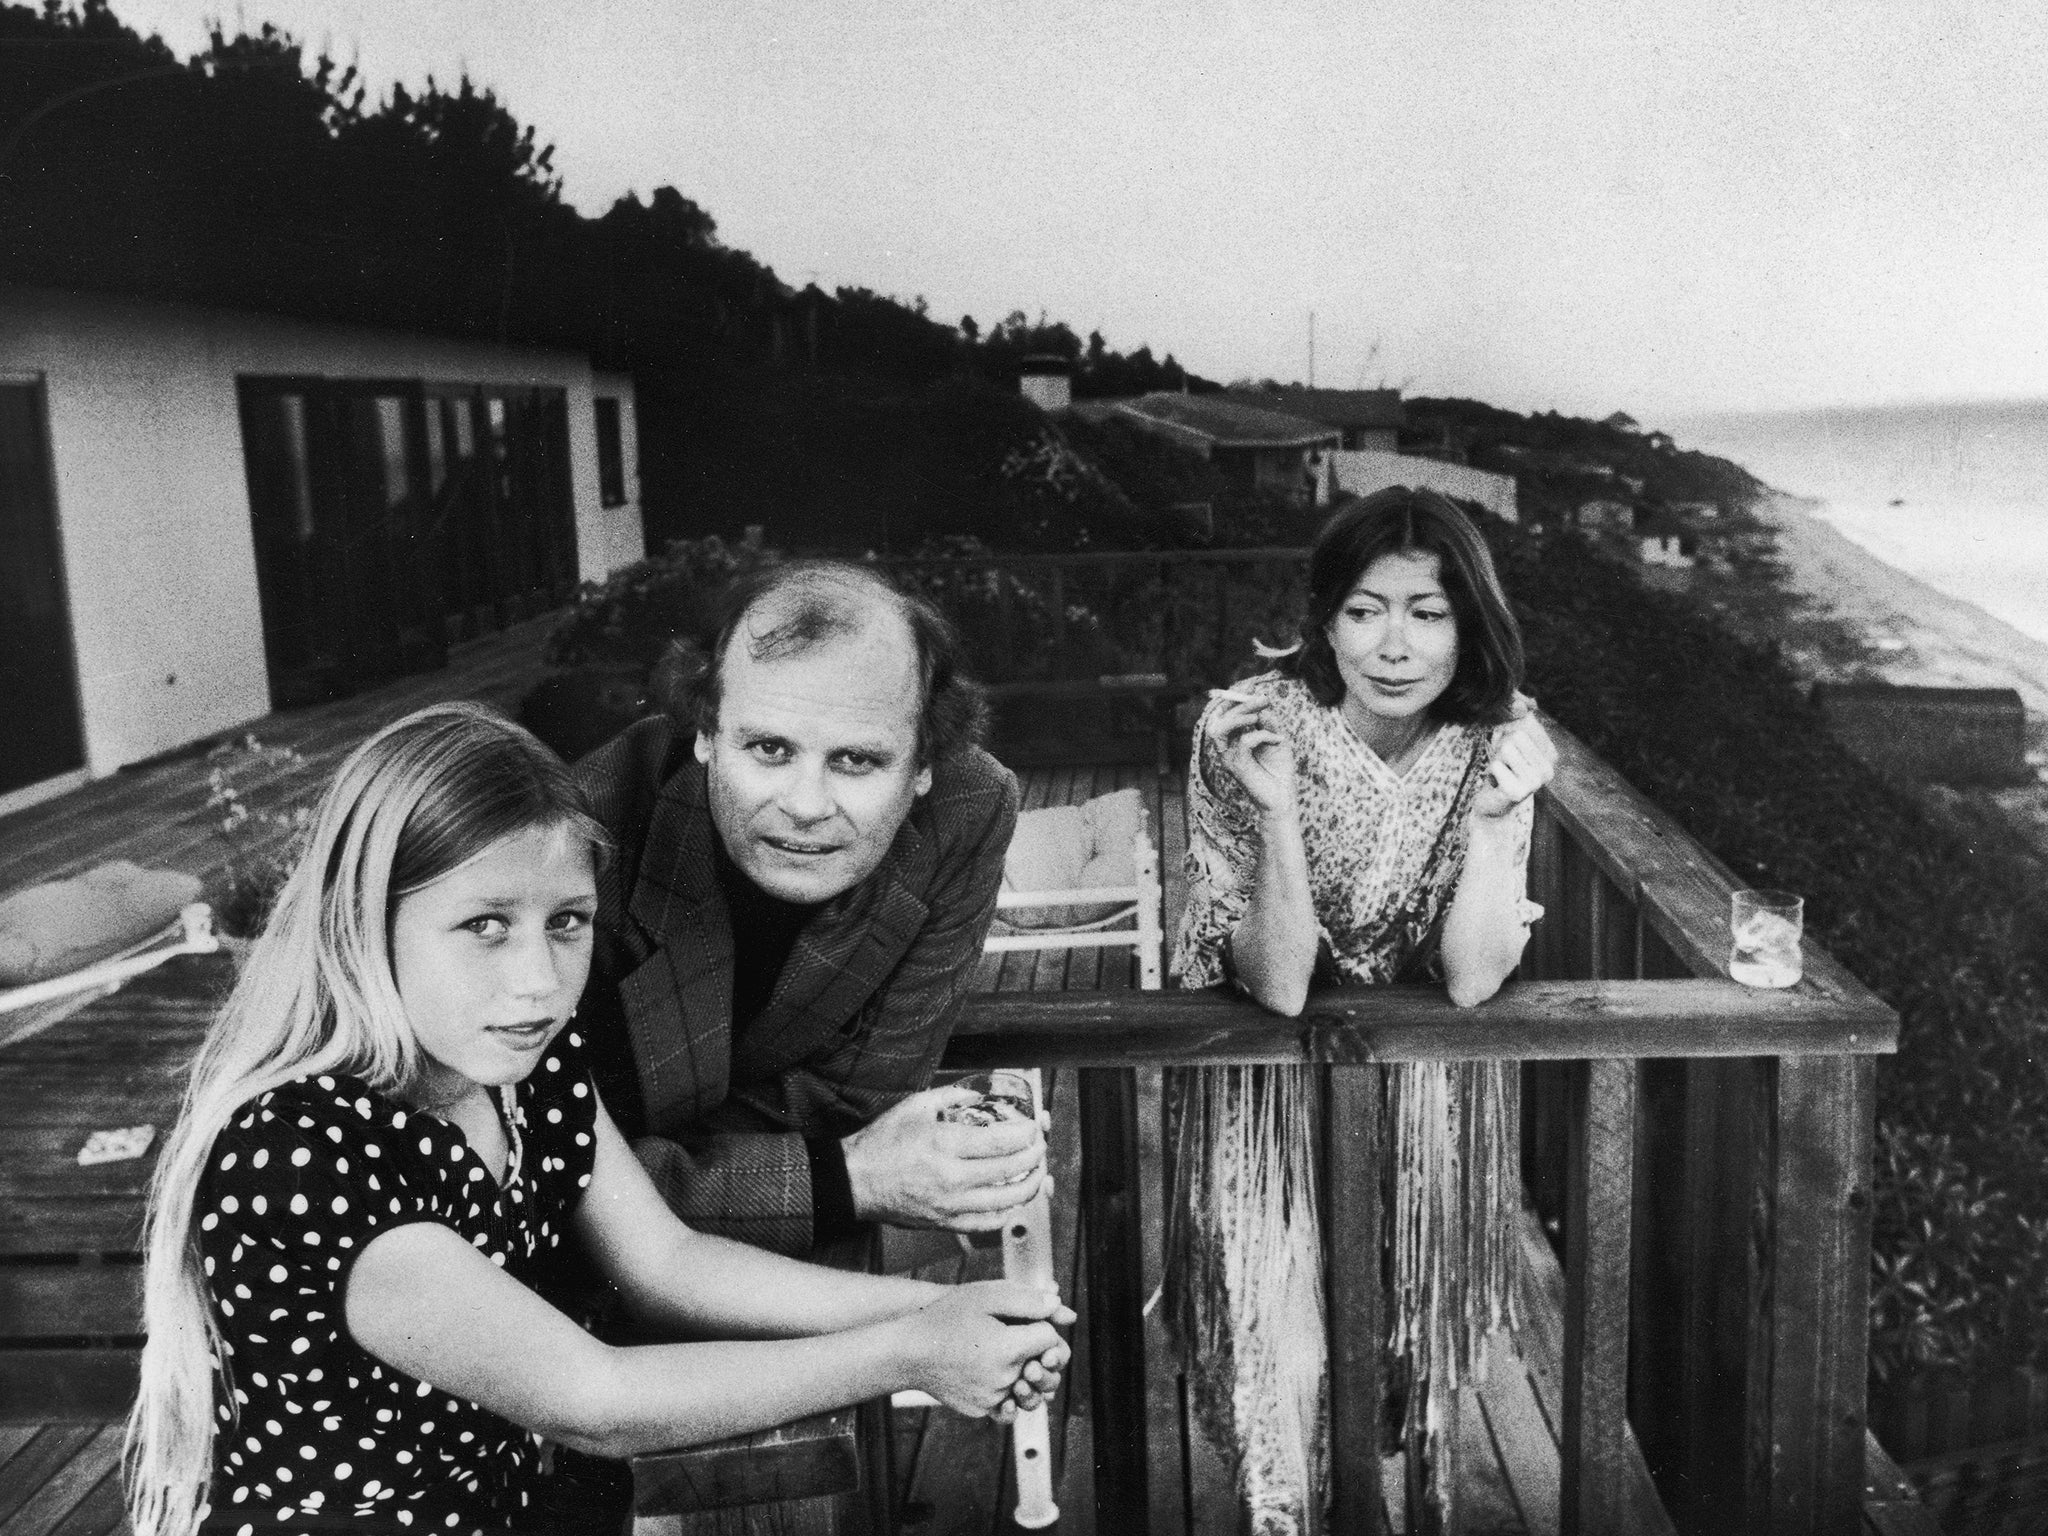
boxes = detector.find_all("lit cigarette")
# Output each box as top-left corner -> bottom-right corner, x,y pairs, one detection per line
1209,688 -> 1265,706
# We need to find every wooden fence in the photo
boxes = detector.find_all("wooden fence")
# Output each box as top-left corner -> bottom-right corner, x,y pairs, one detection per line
946,717 -> 1903,1536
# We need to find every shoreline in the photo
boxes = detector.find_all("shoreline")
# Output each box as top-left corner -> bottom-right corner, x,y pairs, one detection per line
1739,490 -> 2048,751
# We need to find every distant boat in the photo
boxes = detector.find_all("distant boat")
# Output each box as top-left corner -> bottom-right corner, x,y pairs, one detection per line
1889,497 -> 1906,506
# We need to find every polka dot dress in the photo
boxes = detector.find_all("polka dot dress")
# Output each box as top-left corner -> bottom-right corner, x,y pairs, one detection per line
195,1030 -> 599,1535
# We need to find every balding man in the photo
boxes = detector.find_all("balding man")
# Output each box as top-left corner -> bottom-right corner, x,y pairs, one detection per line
574,560 -> 1031,1257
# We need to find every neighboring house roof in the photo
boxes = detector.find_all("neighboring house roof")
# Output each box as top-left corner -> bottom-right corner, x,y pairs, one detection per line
1093,392 -> 1341,451
1226,386 -> 1405,433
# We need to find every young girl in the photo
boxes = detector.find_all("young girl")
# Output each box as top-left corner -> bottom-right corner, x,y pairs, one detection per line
126,702 -> 1068,1536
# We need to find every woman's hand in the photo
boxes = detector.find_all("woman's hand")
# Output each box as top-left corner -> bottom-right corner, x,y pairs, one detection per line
1472,708 -> 1557,821
893,1280 -> 1073,1419
1204,690 -> 1296,820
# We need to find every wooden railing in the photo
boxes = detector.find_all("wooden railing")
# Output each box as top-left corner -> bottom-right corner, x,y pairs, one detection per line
945,721 -> 1900,1536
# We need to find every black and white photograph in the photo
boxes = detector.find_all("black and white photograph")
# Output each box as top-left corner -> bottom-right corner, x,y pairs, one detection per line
3,4 -> 2045,1534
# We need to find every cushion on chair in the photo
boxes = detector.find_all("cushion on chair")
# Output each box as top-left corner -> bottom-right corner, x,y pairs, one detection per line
997,788 -> 1147,930
0,862 -> 203,986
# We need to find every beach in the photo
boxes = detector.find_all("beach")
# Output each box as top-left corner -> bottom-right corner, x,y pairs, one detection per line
1746,490 -> 2048,742
1726,489 -> 2048,857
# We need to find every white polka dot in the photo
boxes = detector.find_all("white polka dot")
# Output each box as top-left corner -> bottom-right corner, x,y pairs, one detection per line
221,1195 -> 240,1213
269,1263 -> 288,1283
251,1196 -> 267,1215
221,1151 -> 238,1169
291,1147 -> 311,1168
544,1058 -> 559,1072
448,1144 -> 463,1162
299,1444 -> 317,1459
331,1195 -> 349,1214
202,1213 -> 219,1231
327,1126 -> 344,1143
418,1137 -> 434,1156
290,1194 -> 309,1215
290,1337 -> 310,1355
335,1463 -> 353,1479
317,1076 -> 335,1090
572,1082 -> 587,1098
546,1108 -> 562,1124
252,1149 -> 269,1168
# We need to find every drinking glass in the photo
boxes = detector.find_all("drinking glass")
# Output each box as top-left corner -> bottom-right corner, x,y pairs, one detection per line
939,1070 -> 1037,1127
1729,889 -> 1803,988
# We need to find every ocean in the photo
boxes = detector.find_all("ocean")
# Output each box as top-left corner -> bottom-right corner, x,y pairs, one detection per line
1670,399 -> 2048,647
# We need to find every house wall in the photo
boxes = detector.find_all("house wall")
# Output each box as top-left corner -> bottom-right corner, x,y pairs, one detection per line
1330,450 -> 1519,523
1020,373 -> 1073,412
587,368 -> 646,578
0,285 -> 644,779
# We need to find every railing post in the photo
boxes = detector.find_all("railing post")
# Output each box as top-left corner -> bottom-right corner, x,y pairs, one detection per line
1079,1066 -> 1149,1526
1745,1055 -> 1874,1536
1325,1063 -> 1384,1535
1563,1056 -> 1637,1536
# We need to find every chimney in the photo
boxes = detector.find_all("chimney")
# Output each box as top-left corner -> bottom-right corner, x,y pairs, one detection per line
1018,354 -> 1073,412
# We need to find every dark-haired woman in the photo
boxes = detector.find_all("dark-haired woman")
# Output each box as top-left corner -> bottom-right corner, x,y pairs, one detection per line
1167,487 -> 1556,1535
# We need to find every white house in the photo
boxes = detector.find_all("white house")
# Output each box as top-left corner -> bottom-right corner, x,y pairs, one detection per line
1329,451 -> 1520,524
0,285 -> 645,815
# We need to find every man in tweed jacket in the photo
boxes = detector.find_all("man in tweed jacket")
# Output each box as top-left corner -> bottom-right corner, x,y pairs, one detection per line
575,561 -> 1029,1257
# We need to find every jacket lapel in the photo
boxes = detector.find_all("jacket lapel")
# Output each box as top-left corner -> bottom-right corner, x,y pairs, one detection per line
621,760 -> 735,1138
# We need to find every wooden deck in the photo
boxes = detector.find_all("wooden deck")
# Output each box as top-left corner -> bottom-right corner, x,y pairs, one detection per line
0,614 -> 558,926
3,738 -> 1687,1536
0,606 -> 1935,1534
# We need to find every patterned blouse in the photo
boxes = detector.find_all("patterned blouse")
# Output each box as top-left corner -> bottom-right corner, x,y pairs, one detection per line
1176,672 -> 1541,987
196,1030 -> 600,1534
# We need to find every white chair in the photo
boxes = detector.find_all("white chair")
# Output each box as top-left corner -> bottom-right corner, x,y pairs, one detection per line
983,789 -> 1164,991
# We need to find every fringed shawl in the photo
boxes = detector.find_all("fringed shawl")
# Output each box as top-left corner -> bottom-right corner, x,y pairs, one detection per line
1169,675 -> 1536,1534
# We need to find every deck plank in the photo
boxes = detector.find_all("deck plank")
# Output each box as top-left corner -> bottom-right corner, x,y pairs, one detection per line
1478,1351 -> 1562,1536
3,1423 -> 125,1536
45,1465 -> 129,1536
0,1425 -> 102,1529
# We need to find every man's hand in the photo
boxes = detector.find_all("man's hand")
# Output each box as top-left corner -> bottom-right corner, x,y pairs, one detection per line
843,1086 -> 1048,1230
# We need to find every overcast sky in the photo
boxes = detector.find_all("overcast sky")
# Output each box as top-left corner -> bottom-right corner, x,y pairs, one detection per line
109,0 -> 2048,421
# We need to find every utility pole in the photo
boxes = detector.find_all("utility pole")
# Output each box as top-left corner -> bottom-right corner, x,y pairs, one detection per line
1307,310 -> 1316,388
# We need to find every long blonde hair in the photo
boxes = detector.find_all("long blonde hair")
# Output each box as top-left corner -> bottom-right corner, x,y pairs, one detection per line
124,702 -> 608,1536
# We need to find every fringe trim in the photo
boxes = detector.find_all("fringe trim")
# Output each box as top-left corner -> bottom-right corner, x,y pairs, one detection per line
1166,1060 -> 1520,1535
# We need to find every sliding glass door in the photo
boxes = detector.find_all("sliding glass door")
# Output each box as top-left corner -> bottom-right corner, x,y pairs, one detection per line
239,377 -> 574,709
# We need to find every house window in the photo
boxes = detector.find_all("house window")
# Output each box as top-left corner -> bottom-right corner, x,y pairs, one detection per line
595,396 -> 626,508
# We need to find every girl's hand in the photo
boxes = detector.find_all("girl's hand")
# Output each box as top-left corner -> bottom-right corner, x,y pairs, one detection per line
1473,709 -> 1557,820
896,1280 -> 1073,1419
1204,690 -> 1296,820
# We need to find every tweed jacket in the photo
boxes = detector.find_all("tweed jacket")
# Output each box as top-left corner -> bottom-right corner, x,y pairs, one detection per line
575,715 -> 1020,1256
